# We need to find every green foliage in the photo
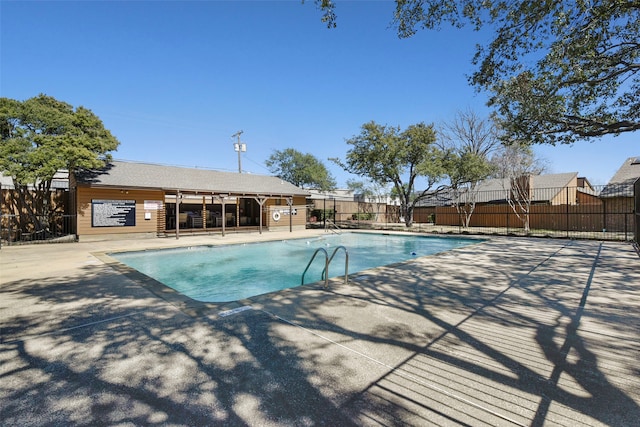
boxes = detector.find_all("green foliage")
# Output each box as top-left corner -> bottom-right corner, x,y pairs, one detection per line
265,148 -> 336,191
351,212 -> 375,221
445,149 -> 495,189
312,0 -> 337,28
310,208 -> 334,221
334,121 -> 446,227
0,94 -> 119,185
0,94 -> 119,232
317,1 -> 640,144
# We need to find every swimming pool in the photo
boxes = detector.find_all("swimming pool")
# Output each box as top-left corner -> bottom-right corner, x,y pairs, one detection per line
110,233 -> 482,302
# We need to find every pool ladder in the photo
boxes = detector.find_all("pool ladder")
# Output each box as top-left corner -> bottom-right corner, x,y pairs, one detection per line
324,219 -> 342,235
301,246 -> 349,289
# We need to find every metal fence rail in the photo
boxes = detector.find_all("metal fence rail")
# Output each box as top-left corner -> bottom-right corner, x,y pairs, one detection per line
1,214 -> 76,246
309,183 -> 638,242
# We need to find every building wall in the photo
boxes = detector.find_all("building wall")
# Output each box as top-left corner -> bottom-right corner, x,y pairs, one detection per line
76,186 -> 164,240
549,177 -> 578,205
77,187 -> 308,237
577,191 -> 601,205
265,197 -> 307,229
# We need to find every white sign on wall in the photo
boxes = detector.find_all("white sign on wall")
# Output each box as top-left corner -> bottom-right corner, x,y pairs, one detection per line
144,200 -> 163,210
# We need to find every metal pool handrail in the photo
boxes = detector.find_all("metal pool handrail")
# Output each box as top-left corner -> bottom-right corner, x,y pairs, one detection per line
301,247 -> 329,288
322,246 -> 349,286
301,246 -> 349,289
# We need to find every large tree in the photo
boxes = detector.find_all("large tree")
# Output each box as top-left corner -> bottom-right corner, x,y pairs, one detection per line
333,121 -> 446,227
439,110 -> 498,228
0,94 -> 119,234
315,1 -> 640,145
490,143 -> 547,232
265,148 -> 336,191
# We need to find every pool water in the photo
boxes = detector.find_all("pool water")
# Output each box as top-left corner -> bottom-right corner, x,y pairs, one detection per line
111,233 -> 482,302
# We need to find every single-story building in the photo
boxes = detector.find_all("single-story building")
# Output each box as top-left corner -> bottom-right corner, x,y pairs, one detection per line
599,156 -> 640,234
467,172 -> 581,205
71,160 -> 310,241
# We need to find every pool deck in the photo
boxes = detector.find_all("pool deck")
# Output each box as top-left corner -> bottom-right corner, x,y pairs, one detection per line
1,230 -> 639,426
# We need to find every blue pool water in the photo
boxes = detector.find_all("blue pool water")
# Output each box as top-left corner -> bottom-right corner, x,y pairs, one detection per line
111,233 -> 482,302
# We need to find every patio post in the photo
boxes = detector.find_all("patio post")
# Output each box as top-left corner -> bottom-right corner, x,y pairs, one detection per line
176,190 -> 181,240
253,196 -> 267,234
287,197 -> 293,232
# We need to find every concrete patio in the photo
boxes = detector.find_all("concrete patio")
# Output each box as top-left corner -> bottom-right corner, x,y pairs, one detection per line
1,230 -> 639,426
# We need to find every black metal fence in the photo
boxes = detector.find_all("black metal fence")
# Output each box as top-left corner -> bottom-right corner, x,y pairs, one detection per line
309,183 -> 637,242
636,178 -> 640,243
0,214 -> 76,246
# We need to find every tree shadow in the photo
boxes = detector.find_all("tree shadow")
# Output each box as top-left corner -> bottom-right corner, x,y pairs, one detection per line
256,239 -> 640,425
1,238 -> 638,426
1,260 -> 365,425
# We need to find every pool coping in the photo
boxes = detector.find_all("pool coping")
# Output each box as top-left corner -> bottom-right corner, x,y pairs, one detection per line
92,231 -> 489,318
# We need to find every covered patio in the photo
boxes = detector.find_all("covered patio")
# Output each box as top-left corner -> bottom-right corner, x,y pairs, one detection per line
72,160 -> 309,240
164,191 -> 302,237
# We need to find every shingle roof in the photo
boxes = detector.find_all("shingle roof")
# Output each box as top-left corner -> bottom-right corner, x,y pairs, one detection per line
600,156 -> 640,198
416,172 -> 578,207
0,171 -> 69,190
75,160 -> 309,196
473,172 -> 577,203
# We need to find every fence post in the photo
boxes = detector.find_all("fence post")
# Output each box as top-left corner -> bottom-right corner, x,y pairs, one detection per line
566,187 -> 570,238
603,198 -> 607,235
506,206 -> 509,235
323,198 -> 326,229
635,178 -> 640,243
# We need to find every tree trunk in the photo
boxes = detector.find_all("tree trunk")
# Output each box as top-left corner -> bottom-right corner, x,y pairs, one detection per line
404,204 -> 414,227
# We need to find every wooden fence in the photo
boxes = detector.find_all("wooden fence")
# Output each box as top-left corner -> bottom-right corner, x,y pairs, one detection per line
431,203 -> 634,233
310,183 -> 637,241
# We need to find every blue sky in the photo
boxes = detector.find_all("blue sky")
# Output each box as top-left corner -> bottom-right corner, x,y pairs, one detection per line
1,1 -> 637,186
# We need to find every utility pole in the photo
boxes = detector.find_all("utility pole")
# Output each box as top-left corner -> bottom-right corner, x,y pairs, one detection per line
232,130 -> 246,173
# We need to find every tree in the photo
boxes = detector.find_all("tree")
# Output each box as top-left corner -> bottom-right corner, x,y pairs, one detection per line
265,148 -> 336,191
439,110 -> 498,228
490,143 -> 547,232
316,1 -> 640,145
346,178 -> 393,221
0,94 -> 119,235
333,121 -> 446,227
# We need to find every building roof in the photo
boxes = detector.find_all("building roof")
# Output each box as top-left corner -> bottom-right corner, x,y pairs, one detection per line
600,156 -> 640,198
0,171 -> 69,190
471,172 -> 577,204
416,172 -> 579,207
307,189 -> 358,201
74,160 -> 309,197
